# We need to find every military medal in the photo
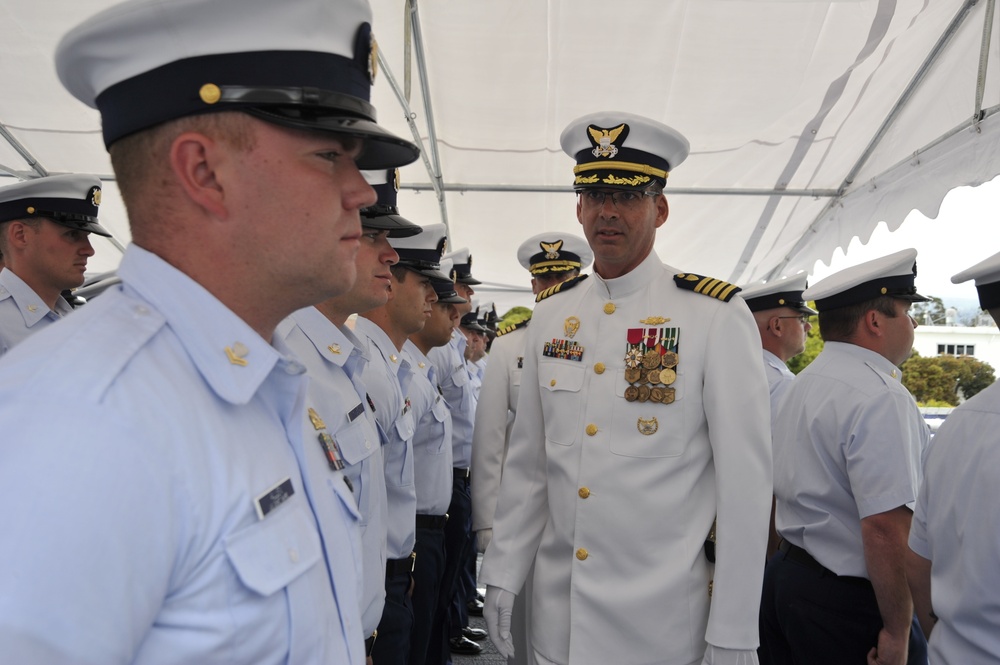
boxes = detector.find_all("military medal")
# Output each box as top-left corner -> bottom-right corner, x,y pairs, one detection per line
623,326 -> 681,406
642,350 -> 660,369
625,386 -> 639,402
646,368 -> 661,384
650,387 -> 665,403
661,350 -> 678,368
624,348 -> 642,369
637,385 -> 651,402
659,367 -> 676,385
661,387 -> 676,404
625,367 -> 642,383
318,432 -> 345,471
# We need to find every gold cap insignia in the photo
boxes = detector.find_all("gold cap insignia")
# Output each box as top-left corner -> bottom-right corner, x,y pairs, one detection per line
541,240 -> 563,260
587,123 -> 628,159
89,186 -> 102,207
199,83 -> 222,105
368,34 -> 379,84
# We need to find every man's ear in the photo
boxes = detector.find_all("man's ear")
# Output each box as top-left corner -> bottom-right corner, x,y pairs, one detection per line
769,316 -> 783,336
168,131 -> 230,220
863,309 -> 883,336
6,221 -> 32,250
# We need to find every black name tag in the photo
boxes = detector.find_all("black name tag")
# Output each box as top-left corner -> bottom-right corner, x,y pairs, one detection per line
348,402 -> 365,422
254,477 -> 294,520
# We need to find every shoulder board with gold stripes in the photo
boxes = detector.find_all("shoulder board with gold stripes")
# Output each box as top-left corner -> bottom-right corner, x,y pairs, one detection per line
496,319 -> 530,337
673,273 -> 741,302
535,274 -> 590,303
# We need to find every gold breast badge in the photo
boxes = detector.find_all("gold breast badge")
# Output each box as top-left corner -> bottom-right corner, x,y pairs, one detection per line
564,316 -> 581,339
637,417 -> 659,435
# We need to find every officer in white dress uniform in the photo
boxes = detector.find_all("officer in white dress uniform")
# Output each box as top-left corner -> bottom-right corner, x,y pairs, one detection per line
0,0 -> 419,663
0,174 -> 112,355
480,112 -> 772,665
907,250 -> 1000,664
279,168 -> 423,659
471,232 -> 591,665
760,249 -> 930,665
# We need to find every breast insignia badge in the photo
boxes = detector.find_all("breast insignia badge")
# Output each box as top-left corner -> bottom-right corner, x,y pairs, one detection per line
639,316 -> 670,325
564,316 -> 581,339
637,417 -> 659,435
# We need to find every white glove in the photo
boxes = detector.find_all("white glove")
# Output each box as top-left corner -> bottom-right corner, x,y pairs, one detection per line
701,644 -> 759,665
484,585 -> 516,659
476,528 -> 493,554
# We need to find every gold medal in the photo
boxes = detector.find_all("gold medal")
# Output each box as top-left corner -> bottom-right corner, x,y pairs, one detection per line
661,351 -> 678,368
650,387 -> 665,403
625,367 -> 642,384
659,367 -> 676,385
638,385 -> 651,402
661,387 -> 676,404
625,386 -> 639,402
642,350 -> 660,369
646,368 -> 661,384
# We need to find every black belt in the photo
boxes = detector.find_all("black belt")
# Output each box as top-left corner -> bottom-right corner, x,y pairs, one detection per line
453,467 -> 470,481
364,631 -> 377,657
386,552 -> 416,578
778,540 -> 872,587
416,513 -> 448,530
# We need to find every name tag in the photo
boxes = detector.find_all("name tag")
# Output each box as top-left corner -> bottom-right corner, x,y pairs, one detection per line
254,477 -> 294,520
348,402 -> 365,422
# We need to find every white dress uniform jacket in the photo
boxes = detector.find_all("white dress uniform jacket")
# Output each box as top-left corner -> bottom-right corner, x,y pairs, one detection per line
479,251 -> 772,665
909,382 -> 1000,664
774,341 -> 926,577
0,245 -> 364,665
0,267 -> 75,356
280,307 -> 388,636
471,323 -> 526,533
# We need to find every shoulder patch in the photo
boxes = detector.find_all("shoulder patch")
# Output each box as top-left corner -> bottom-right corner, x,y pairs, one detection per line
496,318 -> 530,336
673,273 -> 741,302
535,274 -> 590,303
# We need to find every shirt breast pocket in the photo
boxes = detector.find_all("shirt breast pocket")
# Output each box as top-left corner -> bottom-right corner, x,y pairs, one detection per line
538,360 -> 585,446
610,368 -> 688,458
333,418 -> 379,521
225,504 -> 323,597
451,365 -> 469,387
430,396 -> 451,455
387,410 -> 415,487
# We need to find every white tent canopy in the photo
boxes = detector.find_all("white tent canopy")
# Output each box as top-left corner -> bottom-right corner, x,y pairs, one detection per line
2,0 -> 999,310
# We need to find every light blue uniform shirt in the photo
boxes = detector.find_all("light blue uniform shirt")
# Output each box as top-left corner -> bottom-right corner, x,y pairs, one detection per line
280,307 -> 387,636
774,341 -> 927,577
762,348 -> 795,426
0,245 -> 364,665
909,382 -> 1000,665
428,331 -> 477,468
0,267 -> 74,356
404,339 -> 454,515
354,317 -> 417,559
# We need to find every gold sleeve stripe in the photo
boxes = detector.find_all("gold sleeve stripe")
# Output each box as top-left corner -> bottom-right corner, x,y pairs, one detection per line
717,283 -> 741,300
573,161 -> 669,179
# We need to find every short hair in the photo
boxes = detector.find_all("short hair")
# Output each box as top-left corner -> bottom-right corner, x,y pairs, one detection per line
818,295 -> 900,342
109,111 -> 256,233
390,265 -> 411,283
0,218 -> 40,256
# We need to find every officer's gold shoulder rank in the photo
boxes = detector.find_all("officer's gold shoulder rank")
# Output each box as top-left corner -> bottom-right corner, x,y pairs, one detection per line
673,273 -> 741,302
496,319 -> 530,336
535,274 -> 590,303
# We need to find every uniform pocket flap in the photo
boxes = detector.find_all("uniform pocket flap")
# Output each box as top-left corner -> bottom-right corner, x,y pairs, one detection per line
225,506 -> 322,596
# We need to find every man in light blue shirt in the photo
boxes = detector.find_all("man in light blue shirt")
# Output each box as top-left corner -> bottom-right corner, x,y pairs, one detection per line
0,174 -> 111,356
0,0 -> 419,663
279,168 -> 423,660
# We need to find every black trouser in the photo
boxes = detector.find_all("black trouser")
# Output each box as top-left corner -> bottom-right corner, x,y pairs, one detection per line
426,472 -> 472,665
410,517 -> 447,665
371,557 -> 415,665
759,543 -> 927,665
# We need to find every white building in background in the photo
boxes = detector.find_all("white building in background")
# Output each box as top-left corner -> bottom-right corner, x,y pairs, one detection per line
913,324 -> 1000,371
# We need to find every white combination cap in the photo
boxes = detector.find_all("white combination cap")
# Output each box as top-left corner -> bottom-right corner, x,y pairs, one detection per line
952,250 -> 1000,310
0,174 -> 111,237
442,248 -> 481,285
55,0 -> 419,169
739,273 -> 816,315
560,111 -> 690,190
516,232 -> 593,275
390,222 -> 449,281
803,248 -> 930,312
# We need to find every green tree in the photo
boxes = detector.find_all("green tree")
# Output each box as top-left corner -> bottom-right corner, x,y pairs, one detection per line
902,353 -> 996,405
911,296 -> 946,326
499,306 -> 533,329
